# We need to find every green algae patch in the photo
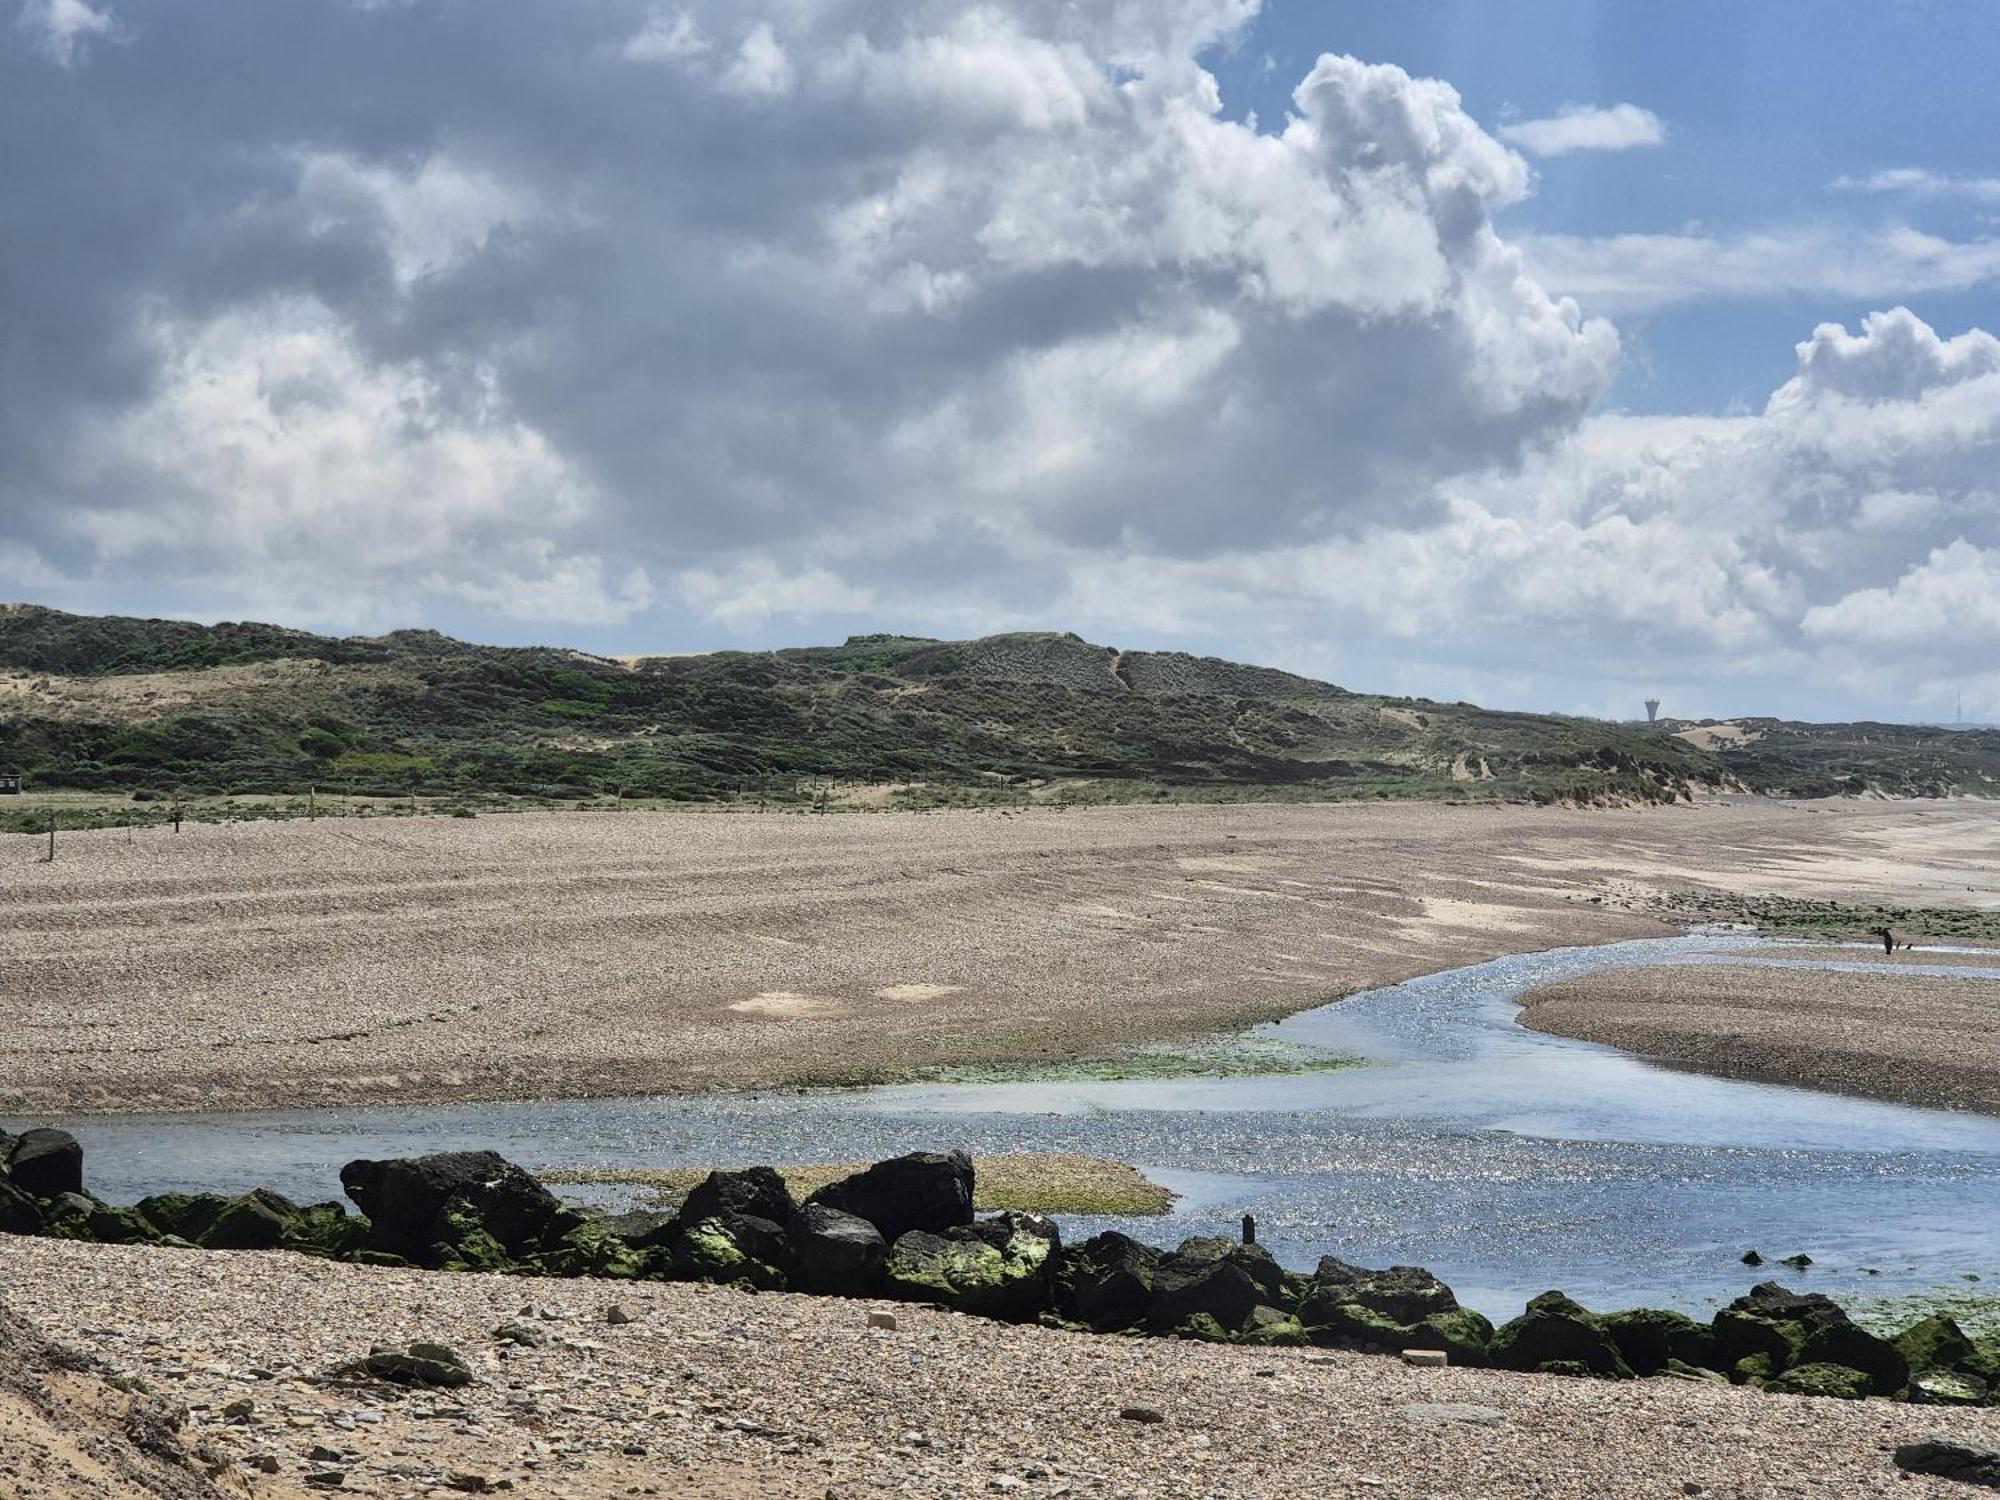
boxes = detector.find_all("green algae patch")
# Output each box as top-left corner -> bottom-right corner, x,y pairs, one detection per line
914,1033 -> 1360,1085
544,1151 -> 1177,1217
1849,1285 -> 2000,1342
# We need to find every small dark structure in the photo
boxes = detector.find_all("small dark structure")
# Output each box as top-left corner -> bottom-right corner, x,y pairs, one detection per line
0,774 -> 19,796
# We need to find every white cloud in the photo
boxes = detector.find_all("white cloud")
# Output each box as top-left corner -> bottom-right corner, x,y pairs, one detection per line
721,21 -> 792,97
1522,224 -> 2000,312
14,0 -> 116,67
622,9 -> 708,63
1831,168 -> 2000,204
1801,540 -> 2000,649
1497,103 -> 1664,157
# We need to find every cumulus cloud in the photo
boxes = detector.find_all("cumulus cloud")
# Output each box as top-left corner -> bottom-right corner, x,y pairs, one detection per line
1497,103 -> 1664,157
13,0 -> 118,67
1,1 -> 1993,722
0,0 -> 1614,629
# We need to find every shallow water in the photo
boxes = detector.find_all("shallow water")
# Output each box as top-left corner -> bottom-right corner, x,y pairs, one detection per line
23,933 -> 2000,1321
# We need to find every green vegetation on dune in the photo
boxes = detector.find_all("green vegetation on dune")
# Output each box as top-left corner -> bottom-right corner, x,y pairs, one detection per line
0,604 -> 1993,826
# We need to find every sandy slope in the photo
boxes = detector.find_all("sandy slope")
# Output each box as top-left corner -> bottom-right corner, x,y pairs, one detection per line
2,798 -> 1998,1115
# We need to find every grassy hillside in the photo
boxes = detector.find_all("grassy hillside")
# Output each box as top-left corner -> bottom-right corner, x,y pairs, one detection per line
0,604 -> 1990,826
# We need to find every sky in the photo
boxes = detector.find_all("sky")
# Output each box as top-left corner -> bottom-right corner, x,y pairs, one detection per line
3,1 -> 1999,723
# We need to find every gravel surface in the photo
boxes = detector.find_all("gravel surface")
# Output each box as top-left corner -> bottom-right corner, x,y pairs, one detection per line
1520,962 -> 2000,1112
6,1237 -> 2000,1500
6,798 -> 1998,1116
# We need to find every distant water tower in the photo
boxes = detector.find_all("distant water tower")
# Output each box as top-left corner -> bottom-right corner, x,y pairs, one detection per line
1644,698 -> 1662,724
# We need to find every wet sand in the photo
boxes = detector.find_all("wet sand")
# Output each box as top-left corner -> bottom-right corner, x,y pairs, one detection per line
1521,962 -> 2000,1113
4,798 -> 1999,1116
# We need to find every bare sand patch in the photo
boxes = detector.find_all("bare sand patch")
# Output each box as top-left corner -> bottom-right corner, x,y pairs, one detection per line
873,982 -> 963,1002
726,991 -> 848,1019
5,799 -> 1999,1114
1520,962 -> 2000,1113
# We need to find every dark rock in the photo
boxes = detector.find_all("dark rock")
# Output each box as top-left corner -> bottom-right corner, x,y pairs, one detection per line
1896,1314 -> 1980,1375
199,1190 -> 303,1251
1489,1292 -> 1631,1379
1118,1406 -> 1166,1424
883,1212 -> 1061,1321
7,1128 -> 83,1199
806,1151 -> 974,1244
1298,1260 -> 1491,1365
1147,1236 -> 1284,1337
680,1167 -> 795,1229
1796,1319 -> 1906,1396
786,1203 -> 887,1297
1894,1440 -> 2000,1487
339,1152 -> 575,1269
1600,1309 -> 1718,1377
1056,1232 -> 1162,1333
675,1212 -> 789,1290
1765,1361 -> 1873,1399
528,1219 -> 655,1280
136,1193 -> 232,1244
0,1179 -> 46,1235
1237,1305 -> 1308,1346
344,1342 -> 474,1388
593,1209 -> 679,1249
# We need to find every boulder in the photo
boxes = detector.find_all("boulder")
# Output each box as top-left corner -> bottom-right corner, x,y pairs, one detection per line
1765,1361 -> 1874,1400
136,1193 -> 232,1244
1237,1305 -> 1309,1347
200,1190 -> 303,1251
340,1152 -> 577,1269
675,1212 -> 789,1291
1055,1232 -> 1162,1333
1710,1283 -> 1899,1393
594,1209 -> 680,1250
884,1212 -> 1060,1321
1599,1308 -> 1718,1377
680,1167 -> 796,1230
806,1151 -> 973,1244
1894,1441 -> 2000,1487
346,1342 -> 474,1388
527,1218 -> 657,1280
1489,1292 -> 1631,1379
1298,1260 -> 1492,1366
1796,1319 -> 1906,1396
1909,1370 -> 1989,1406
1896,1314 -> 1980,1375
0,1179 -> 45,1235
7,1129 -> 83,1199
1146,1236 -> 1285,1338
786,1203 -> 887,1297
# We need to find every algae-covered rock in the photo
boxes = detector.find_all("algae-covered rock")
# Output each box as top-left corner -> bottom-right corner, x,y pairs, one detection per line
1146,1237 -> 1284,1337
1908,1369 -> 1989,1406
807,1151 -> 974,1244
884,1212 -> 1059,1321
340,1151 -> 579,1269
136,1192 -> 231,1244
532,1218 -> 658,1280
1712,1308 -> 1806,1377
1055,1232 -> 1161,1333
1489,1292 -> 1631,1379
1796,1319 -> 1905,1396
1298,1260 -> 1491,1366
675,1212 -> 789,1291
1237,1305 -> 1308,1347
1765,1361 -> 1873,1400
1600,1308 -> 1717,1377
200,1190 -> 302,1251
1896,1314 -> 1980,1375
786,1203 -> 886,1297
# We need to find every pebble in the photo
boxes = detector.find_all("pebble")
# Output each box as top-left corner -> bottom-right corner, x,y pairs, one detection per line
1401,1349 -> 1448,1368
1118,1407 -> 1166,1425
866,1311 -> 898,1331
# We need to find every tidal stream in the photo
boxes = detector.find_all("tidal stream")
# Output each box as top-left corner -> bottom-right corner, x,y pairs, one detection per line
29,933 -> 2000,1321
